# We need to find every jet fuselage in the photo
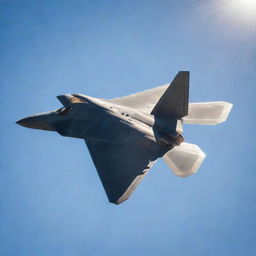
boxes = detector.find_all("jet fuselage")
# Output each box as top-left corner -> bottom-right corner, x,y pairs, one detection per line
17,94 -> 183,147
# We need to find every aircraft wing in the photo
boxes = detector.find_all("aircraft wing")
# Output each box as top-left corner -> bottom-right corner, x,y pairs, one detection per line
109,84 -> 169,113
85,139 -> 167,204
109,71 -> 189,117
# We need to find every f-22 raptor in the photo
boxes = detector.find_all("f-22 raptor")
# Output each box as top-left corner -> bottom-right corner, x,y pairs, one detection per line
17,72 -> 232,204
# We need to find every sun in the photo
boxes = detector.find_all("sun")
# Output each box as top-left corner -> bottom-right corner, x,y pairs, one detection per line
234,0 -> 256,11
226,0 -> 256,17
240,0 -> 256,7
218,0 -> 256,26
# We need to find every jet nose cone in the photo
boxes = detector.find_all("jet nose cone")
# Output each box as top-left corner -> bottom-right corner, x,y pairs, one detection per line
16,112 -> 55,131
16,119 -> 23,126
16,116 -> 38,128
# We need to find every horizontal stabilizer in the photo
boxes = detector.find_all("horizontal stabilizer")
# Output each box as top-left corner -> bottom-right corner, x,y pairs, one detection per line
183,102 -> 232,125
163,143 -> 206,177
151,71 -> 189,119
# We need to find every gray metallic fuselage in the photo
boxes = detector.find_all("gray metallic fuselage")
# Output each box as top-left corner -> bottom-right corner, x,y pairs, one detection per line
17,95 -> 183,148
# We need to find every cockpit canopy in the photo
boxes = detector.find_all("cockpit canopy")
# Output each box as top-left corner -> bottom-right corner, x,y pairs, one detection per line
56,107 -> 71,115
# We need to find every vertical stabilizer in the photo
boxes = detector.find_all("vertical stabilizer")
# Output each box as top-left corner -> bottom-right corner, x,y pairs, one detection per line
151,71 -> 189,119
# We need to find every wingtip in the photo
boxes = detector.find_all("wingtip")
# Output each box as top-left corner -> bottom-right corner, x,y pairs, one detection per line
109,197 -> 128,205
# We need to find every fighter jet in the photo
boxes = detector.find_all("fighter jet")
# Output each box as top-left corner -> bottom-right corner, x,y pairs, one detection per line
16,71 -> 232,204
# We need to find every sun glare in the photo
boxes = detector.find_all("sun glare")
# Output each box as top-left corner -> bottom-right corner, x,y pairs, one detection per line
234,0 -> 256,11
225,0 -> 256,19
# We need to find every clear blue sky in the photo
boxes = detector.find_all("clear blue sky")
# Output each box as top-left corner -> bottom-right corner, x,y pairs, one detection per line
1,0 -> 256,255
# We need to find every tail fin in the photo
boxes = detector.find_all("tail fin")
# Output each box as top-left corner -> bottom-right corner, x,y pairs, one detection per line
151,71 -> 189,119
163,143 -> 206,177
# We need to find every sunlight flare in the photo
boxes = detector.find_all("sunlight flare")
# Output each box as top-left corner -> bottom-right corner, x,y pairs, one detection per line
224,0 -> 256,20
